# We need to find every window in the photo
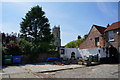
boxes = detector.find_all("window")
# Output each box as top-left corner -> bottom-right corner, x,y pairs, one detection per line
108,31 -> 114,41
71,52 -> 75,60
60,49 -> 65,54
56,33 -> 59,37
95,37 -> 99,47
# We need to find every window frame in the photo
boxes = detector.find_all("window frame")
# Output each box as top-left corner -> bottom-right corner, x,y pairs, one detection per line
95,37 -> 100,47
60,49 -> 65,54
108,31 -> 114,42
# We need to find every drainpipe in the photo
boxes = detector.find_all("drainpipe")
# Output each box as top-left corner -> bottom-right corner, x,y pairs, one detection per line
117,31 -> 119,52
117,31 -> 120,63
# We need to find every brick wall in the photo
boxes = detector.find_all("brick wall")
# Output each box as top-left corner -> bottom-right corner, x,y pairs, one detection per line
21,51 -> 59,64
105,29 -> 120,50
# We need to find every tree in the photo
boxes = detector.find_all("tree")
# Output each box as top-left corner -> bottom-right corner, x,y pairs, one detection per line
83,34 -> 88,39
20,5 -> 53,45
20,5 -> 54,53
3,41 -> 22,56
65,39 -> 84,48
65,34 -> 89,48
77,35 -> 81,39
107,24 -> 110,27
18,39 -> 32,55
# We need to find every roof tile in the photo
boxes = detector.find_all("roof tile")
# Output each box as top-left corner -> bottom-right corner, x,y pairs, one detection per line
105,21 -> 120,32
93,25 -> 107,34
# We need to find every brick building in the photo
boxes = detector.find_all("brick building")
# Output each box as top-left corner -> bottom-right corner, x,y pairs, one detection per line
104,21 -> 120,54
80,25 -> 106,49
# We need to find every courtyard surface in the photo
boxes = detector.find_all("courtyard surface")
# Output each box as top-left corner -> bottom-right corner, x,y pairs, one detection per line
0,63 -> 119,78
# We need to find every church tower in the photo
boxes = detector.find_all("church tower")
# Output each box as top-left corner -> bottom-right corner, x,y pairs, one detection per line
52,25 -> 61,48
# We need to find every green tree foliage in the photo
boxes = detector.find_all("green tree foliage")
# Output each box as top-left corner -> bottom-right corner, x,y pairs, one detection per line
83,34 -> 88,39
17,39 -> 32,55
65,34 -> 88,48
20,5 -> 53,44
20,5 -> 54,54
77,35 -> 81,39
48,44 -> 56,52
65,39 -> 84,48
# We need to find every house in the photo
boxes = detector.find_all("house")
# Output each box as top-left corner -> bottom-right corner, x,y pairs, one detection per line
80,25 -> 107,49
104,21 -> 120,54
79,21 -> 120,63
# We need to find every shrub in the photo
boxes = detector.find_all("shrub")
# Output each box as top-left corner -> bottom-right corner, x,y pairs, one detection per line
65,39 -> 84,48
4,41 -> 22,55
18,39 -> 32,55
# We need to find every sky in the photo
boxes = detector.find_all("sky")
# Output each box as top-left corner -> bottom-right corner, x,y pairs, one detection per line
0,1 -> 119,46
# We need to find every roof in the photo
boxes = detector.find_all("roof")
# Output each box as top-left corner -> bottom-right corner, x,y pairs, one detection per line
105,21 -> 120,32
93,25 -> 107,34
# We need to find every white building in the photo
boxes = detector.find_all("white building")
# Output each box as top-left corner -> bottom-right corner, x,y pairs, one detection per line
60,48 -> 107,61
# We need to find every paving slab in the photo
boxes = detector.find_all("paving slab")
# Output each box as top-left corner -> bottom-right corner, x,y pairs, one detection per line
2,64 -> 85,76
9,73 -> 39,78
3,66 -> 28,74
21,64 -> 84,73
1,74 -> 10,78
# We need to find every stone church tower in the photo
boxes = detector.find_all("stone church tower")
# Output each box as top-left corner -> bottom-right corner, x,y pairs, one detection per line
52,25 -> 61,48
